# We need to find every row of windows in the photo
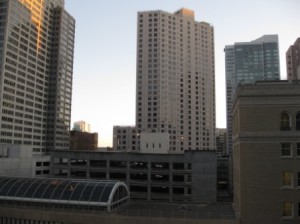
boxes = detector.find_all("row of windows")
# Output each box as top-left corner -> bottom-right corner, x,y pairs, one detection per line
0,138 -> 43,145
130,185 -> 191,195
35,170 -> 50,175
139,12 -> 211,28
281,143 -> 300,157
68,171 -> 190,183
57,159 -> 191,170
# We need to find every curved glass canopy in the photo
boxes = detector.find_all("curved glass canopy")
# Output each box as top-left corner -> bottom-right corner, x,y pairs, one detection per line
0,177 -> 129,212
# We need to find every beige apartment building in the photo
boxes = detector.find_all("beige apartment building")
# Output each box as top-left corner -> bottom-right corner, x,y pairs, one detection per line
115,8 -> 215,152
113,126 -> 138,151
136,8 -> 215,152
232,81 -> 300,223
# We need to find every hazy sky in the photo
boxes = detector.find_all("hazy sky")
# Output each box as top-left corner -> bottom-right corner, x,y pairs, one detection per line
65,0 -> 300,147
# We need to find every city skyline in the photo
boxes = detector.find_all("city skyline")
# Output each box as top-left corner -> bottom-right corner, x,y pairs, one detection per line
65,0 -> 300,147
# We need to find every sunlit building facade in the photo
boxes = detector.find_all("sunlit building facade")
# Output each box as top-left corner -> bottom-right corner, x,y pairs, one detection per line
73,120 -> 91,133
135,8 -> 215,152
0,0 -> 75,153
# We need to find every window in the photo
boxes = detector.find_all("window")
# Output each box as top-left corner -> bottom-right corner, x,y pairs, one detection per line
282,171 -> 293,187
297,143 -> 300,157
282,202 -> 293,217
281,112 -> 291,130
281,143 -> 292,157
297,113 -> 300,130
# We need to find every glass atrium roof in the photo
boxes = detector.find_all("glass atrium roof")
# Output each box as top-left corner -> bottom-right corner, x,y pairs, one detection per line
0,177 -> 129,211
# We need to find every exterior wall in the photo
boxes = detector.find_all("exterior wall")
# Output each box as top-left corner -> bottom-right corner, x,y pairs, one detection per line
32,155 -> 51,177
0,144 -> 50,177
70,130 -> 98,151
140,132 -> 169,153
113,126 -> 139,151
46,6 -> 75,151
232,81 -> 300,224
0,0 -> 75,153
135,9 -> 215,152
51,150 -> 217,204
286,38 -> 300,80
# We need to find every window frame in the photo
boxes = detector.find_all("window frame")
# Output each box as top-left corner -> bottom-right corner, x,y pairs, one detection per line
296,112 -> 300,130
281,143 -> 292,158
282,171 -> 293,188
282,202 -> 293,218
280,112 -> 291,131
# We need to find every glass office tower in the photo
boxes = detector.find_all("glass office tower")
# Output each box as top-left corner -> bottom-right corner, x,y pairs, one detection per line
225,35 -> 280,155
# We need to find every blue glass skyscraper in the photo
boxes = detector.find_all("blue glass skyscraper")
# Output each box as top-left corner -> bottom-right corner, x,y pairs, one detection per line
225,35 -> 280,156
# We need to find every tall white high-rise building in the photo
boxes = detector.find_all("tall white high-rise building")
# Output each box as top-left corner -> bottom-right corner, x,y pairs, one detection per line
0,0 -> 75,153
135,8 -> 215,152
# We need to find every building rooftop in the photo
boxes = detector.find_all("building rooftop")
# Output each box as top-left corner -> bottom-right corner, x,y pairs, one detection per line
174,8 -> 195,19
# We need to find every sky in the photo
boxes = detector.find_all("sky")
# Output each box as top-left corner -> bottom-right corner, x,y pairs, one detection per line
65,0 -> 300,147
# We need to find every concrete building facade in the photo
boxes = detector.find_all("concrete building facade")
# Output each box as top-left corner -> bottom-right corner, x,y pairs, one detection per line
140,132 -> 170,154
114,8 -> 215,152
225,35 -> 280,156
232,81 -> 300,224
0,0 -> 75,153
51,150 -> 217,204
286,37 -> 300,80
0,144 -> 50,177
136,8 -> 215,152
113,126 -> 138,151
